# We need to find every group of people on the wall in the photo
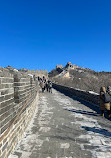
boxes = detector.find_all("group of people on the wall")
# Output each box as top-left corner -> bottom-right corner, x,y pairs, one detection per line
37,75 -> 111,119
38,76 -> 52,93
100,86 -> 111,118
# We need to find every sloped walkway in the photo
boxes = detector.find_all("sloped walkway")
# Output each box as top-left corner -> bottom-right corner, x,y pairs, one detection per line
9,89 -> 111,158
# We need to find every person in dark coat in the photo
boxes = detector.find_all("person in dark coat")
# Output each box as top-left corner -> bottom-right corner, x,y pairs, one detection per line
107,86 -> 111,117
47,80 -> 52,93
46,81 -> 49,92
100,87 -> 110,118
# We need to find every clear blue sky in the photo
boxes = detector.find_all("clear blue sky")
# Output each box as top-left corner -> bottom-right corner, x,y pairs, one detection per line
0,0 -> 111,72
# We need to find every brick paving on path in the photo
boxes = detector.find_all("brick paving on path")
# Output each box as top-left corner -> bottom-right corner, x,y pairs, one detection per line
9,89 -> 111,158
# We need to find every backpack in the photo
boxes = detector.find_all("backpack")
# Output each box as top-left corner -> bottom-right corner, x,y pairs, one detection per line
103,93 -> 111,103
48,82 -> 52,88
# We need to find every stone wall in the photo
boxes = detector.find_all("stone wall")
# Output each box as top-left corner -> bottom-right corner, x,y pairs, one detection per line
53,83 -> 100,106
28,69 -> 48,78
0,68 -> 39,158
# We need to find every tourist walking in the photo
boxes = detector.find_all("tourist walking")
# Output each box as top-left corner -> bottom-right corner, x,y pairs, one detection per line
47,80 -> 52,93
107,86 -> 111,117
41,81 -> 45,93
100,87 -> 110,118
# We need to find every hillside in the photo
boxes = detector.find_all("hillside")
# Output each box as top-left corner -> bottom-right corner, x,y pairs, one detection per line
49,62 -> 111,93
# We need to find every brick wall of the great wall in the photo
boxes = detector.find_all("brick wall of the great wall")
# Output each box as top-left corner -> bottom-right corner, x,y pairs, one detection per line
53,83 -> 100,106
0,68 -> 39,158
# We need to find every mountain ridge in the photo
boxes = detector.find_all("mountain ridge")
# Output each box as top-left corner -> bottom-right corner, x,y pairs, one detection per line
49,62 -> 111,93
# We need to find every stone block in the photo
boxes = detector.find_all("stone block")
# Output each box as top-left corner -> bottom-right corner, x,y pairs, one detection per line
1,89 -> 9,96
2,142 -> 8,152
1,121 -> 10,134
0,98 -> 14,109
4,93 -> 14,100
0,96 -> 4,103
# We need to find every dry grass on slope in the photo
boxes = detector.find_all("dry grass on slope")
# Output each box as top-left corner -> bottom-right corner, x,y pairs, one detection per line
51,69 -> 111,93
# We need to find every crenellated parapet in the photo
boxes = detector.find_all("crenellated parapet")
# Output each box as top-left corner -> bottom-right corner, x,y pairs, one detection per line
19,68 -> 48,78
0,67 -> 39,158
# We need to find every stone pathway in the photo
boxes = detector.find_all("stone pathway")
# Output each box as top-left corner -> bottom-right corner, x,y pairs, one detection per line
9,89 -> 111,158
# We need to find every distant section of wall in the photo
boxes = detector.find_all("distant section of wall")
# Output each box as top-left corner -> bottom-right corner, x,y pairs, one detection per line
0,67 -> 39,158
22,69 -> 48,78
56,65 -> 63,69
53,83 -> 100,106
64,62 -> 79,70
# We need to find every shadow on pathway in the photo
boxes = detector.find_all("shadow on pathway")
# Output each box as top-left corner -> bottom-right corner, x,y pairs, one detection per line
54,88 -> 111,120
82,126 -> 111,138
64,109 -> 99,117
